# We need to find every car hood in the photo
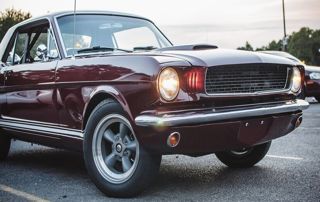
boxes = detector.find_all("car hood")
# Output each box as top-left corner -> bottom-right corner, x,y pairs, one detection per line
305,65 -> 320,72
153,48 -> 296,67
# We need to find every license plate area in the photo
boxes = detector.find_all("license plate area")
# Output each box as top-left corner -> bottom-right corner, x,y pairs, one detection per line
237,117 -> 273,145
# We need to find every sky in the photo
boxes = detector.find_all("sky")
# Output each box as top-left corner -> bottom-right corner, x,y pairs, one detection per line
0,0 -> 319,49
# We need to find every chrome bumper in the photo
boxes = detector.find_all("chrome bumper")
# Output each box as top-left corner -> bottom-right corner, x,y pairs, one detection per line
135,99 -> 309,127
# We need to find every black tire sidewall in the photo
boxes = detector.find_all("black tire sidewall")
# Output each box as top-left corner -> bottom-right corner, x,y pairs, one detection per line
0,135 -> 11,161
83,99 -> 161,197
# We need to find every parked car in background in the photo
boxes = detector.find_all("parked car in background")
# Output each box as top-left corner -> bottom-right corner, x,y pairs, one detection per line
0,11 -> 309,197
259,51 -> 320,102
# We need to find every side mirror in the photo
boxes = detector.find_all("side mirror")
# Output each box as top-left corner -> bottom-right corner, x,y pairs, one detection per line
36,44 -> 48,61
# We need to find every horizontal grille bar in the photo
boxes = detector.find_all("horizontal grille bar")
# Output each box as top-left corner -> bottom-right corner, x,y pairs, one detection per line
205,64 -> 291,94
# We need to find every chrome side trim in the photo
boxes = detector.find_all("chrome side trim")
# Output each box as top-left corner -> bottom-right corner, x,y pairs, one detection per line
135,99 -> 309,127
0,120 -> 83,138
1,115 -> 67,127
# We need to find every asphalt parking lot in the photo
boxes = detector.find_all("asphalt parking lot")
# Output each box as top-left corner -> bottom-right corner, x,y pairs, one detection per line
0,99 -> 319,202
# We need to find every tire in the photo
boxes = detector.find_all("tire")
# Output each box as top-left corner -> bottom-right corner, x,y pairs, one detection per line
315,96 -> 320,103
0,135 -> 11,161
83,99 -> 161,198
215,141 -> 271,168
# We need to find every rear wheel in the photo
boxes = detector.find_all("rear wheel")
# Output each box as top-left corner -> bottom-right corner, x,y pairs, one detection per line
215,141 -> 271,168
0,135 -> 11,161
84,99 -> 161,197
315,96 -> 320,103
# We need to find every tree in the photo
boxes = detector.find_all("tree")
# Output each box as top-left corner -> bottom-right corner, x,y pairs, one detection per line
0,8 -> 31,43
240,27 -> 320,66
237,41 -> 254,51
287,27 -> 313,64
266,40 -> 282,51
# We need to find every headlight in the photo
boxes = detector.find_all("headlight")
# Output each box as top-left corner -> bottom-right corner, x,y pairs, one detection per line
158,67 -> 179,101
309,72 -> 320,80
291,67 -> 302,93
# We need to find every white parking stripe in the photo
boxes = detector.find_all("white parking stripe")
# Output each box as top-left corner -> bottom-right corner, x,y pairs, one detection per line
297,127 -> 320,130
266,155 -> 303,160
0,184 -> 50,202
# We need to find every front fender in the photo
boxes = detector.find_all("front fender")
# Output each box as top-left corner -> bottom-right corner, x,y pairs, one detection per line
82,85 -> 132,129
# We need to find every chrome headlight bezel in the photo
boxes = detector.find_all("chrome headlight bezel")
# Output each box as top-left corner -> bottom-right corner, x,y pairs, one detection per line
291,67 -> 302,93
158,67 -> 180,101
309,72 -> 320,80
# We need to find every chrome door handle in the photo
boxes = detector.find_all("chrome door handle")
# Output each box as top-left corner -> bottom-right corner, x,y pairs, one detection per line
4,70 -> 13,76
4,70 -> 13,80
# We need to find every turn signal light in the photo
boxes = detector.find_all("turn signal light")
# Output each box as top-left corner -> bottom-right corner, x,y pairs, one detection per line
184,68 -> 205,92
167,132 -> 180,147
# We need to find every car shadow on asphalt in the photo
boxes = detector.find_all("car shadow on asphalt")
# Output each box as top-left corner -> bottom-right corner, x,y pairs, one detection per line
2,146 -> 278,200
141,157 -> 276,198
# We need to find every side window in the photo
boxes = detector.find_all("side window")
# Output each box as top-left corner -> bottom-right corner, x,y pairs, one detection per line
29,31 -> 48,62
47,30 -> 59,59
5,23 -> 59,65
5,33 -> 27,65
29,28 -> 59,63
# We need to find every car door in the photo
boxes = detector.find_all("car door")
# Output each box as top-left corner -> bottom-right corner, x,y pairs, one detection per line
2,19 -> 60,125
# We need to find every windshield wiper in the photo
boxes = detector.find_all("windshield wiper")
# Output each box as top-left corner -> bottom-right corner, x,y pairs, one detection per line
77,46 -> 132,54
133,46 -> 158,51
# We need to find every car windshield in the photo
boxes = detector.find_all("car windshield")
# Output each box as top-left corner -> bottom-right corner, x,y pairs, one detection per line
56,14 -> 172,56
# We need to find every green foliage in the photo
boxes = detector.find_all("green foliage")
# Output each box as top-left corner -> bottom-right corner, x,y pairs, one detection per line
0,8 -> 31,43
238,27 -> 320,65
288,28 -> 320,65
237,41 -> 254,51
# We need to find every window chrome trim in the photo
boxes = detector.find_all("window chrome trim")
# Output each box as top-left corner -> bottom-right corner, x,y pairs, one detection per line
53,16 -> 68,58
5,17 -> 62,65
53,12 -> 173,58
48,26 -> 62,60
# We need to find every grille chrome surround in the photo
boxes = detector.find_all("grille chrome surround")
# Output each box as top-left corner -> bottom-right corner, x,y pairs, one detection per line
205,64 -> 292,95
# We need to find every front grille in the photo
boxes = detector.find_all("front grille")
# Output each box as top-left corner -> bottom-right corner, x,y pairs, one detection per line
205,64 -> 291,94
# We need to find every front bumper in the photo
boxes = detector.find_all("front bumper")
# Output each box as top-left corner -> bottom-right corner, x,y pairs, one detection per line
134,99 -> 309,154
135,99 -> 309,127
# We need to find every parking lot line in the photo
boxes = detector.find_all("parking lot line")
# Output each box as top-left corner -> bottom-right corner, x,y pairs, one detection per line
266,155 -> 303,160
298,127 -> 320,130
0,184 -> 49,202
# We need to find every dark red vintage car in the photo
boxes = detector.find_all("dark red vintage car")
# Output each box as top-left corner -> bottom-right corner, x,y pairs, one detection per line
0,11 -> 309,197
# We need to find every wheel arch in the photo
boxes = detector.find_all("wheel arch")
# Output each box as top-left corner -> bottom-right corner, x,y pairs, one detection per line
82,85 -> 133,131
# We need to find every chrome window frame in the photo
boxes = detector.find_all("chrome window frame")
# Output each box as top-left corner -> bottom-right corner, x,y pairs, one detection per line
53,12 -> 173,58
6,17 -> 62,65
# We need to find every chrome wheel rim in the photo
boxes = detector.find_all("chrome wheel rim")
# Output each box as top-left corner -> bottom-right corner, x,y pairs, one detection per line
230,148 -> 253,156
92,114 -> 139,184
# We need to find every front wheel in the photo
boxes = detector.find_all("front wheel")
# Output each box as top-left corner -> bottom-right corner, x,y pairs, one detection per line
84,99 -> 161,197
215,141 -> 271,168
315,96 -> 320,103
